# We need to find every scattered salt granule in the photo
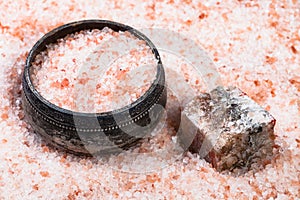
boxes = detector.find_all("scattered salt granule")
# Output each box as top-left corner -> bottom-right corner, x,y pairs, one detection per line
0,0 -> 299,199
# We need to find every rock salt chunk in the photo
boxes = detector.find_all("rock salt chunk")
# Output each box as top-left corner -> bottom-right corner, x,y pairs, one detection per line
179,86 -> 276,173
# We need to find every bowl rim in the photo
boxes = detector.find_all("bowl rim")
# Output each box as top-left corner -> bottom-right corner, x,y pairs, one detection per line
23,19 -> 164,118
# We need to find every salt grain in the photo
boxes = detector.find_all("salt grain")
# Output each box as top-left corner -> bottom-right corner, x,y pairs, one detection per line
0,0 -> 299,199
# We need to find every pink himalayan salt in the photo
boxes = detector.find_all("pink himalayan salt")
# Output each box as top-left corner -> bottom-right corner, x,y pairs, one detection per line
31,28 -> 157,113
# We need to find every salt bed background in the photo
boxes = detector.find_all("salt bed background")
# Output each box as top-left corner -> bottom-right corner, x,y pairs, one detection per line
0,0 -> 299,199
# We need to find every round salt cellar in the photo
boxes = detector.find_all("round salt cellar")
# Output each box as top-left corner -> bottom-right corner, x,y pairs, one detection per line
22,20 -> 167,156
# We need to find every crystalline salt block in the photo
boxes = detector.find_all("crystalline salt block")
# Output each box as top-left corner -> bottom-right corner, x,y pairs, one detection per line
180,86 -> 276,172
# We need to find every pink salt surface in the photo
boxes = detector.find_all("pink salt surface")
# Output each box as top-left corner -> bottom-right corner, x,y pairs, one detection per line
0,0 -> 299,199
31,28 -> 157,113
